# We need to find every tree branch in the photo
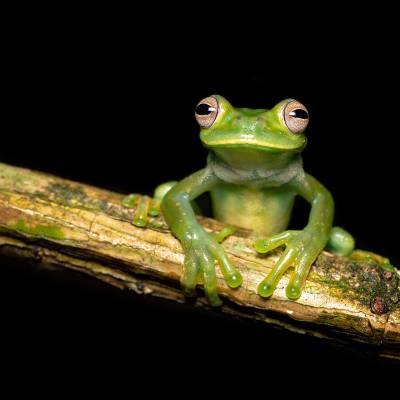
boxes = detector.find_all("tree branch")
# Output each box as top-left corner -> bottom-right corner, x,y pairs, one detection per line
0,162 -> 399,359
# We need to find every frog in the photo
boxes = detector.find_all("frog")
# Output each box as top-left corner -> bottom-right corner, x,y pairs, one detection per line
123,95 -> 357,306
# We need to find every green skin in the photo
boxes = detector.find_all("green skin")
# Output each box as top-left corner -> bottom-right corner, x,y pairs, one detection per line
124,96 -> 355,306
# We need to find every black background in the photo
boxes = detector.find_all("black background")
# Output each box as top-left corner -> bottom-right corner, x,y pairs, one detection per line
1,11 -> 399,384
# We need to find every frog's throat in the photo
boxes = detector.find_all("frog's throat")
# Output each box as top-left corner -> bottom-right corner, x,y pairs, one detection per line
207,152 -> 305,188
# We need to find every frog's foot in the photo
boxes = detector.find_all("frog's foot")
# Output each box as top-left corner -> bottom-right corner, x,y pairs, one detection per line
324,228 -> 395,271
211,225 -> 237,243
350,250 -> 396,272
122,181 -> 177,227
122,194 -> 152,227
254,229 -> 323,300
181,228 -> 242,306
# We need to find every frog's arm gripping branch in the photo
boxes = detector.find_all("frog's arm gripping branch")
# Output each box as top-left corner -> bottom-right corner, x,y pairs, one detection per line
0,162 -> 399,359
256,174 -> 339,300
162,168 -> 242,306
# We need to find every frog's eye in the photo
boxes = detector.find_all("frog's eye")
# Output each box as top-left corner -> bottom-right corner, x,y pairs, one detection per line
195,96 -> 219,128
283,100 -> 309,134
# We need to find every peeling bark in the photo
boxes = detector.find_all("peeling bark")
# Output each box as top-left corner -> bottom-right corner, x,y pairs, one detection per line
0,162 -> 399,360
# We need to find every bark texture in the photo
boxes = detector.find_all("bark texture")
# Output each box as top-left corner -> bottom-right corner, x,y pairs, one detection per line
0,162 -> 399,360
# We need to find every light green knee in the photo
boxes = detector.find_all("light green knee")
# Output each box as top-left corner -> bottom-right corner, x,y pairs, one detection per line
150,181 -> 177,216
326,226 -> 355,256
154,181 -> 177,201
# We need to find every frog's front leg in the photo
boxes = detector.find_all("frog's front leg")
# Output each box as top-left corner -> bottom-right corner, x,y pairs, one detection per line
162,168 -> 242,306
255,174 -> 334,300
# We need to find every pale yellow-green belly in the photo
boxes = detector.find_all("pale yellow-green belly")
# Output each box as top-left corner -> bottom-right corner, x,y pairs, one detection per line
210,184 -> 295,237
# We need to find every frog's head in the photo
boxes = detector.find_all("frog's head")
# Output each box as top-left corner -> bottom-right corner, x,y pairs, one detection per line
195,95 -> 309,169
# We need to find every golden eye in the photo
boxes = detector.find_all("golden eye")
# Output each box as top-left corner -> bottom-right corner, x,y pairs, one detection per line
283,100 -> 309,134
195,96 -> 219,128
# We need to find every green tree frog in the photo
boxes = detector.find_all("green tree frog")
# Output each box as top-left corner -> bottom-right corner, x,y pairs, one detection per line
124,95 -> 356,306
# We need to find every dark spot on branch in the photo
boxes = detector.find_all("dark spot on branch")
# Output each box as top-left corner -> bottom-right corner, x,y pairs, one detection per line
371,296 -> 388,315
383,271 -> 393,280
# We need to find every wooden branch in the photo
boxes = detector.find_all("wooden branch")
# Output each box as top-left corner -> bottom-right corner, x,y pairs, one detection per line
0,162 -> 399,360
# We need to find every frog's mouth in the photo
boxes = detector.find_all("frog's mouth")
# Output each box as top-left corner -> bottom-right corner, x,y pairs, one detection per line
200,130 -> 307,153
202,138 -> 306,153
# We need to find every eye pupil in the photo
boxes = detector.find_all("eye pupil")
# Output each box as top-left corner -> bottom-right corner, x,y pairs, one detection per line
289,109 -> 309,119
195,103 -> 215,115
195,96 -> 219,128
